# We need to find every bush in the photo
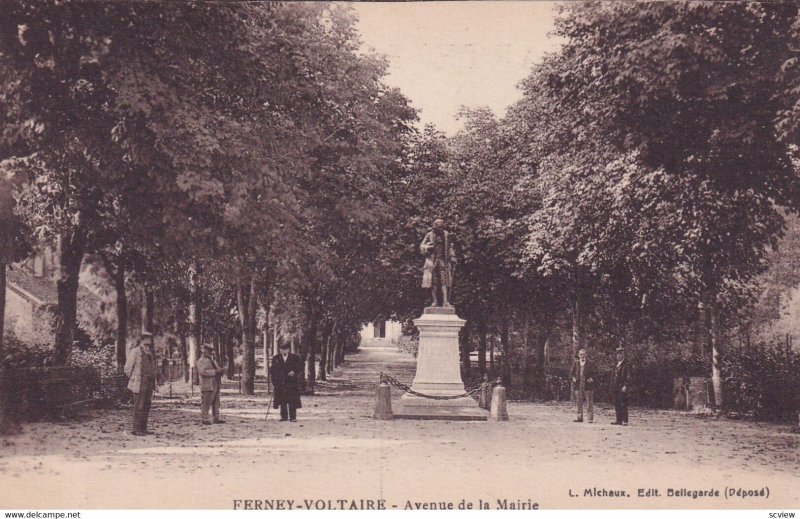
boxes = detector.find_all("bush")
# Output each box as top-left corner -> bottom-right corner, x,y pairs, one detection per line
508,347 -> 710,407
1,334 -> 53,369
627,349 -> 710,408
70,342 -> 117,379
397,335 -> 419,357
723,342 -> 800,422
0,365 -> 102,430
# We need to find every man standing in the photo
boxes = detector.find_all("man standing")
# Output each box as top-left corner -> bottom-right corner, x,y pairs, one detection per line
420,218 -> 456,307
197,344 -> 225,425
569,348 -> 597,423
611,347 -> 632,426
124,332 -> 157,436
270,343 -> 303,422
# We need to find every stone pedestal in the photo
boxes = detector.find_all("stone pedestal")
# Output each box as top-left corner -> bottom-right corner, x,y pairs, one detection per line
394,307 -> 488,420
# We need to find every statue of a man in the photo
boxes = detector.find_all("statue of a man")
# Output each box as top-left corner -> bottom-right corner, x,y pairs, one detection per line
420,218 -> 456,307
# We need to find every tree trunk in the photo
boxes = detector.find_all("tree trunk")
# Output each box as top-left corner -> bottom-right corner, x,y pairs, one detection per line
198,283 -> 204,347
318,322 -> 331,382
477,319 -> 487,375
217,334 -> 225,369
521,314 -> 530,386
188,264 -> 200,385
570,292 -> 584,357
179,328 -> 189,382
459,323 -> 471,376
326,322 -> 337,374
337,338 -> 345,365
529,318 -> 552,398
303,313 -> 318,394
569,289 -> 585,402
334,330 -> 345,367
54,228 -> 86,365
489,335 -> 495,373
141,287 -> 154,335
214,333 -> 222,366
263,332 -> 270,378
695,293 -> 709,355
500,317 -> 511,387
114,266 -> 127,374
0,259 -> 6,358
710,295 -> 724,409
237,272 -> 259,395
226,335 -> 235,380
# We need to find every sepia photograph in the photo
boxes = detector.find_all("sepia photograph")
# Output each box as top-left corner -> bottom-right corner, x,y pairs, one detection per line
0,0 -> 799,515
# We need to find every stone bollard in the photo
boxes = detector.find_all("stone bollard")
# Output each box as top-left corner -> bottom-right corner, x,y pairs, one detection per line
478,374 -> 491,410
490,379 -> 509,422
373,374 -> 393,420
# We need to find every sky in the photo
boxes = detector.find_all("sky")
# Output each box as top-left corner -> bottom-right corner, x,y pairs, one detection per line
352,1 -> 562,135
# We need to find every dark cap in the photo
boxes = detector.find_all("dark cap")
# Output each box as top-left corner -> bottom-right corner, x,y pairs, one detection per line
202,344 -> 214,352
279,343 -> 291,350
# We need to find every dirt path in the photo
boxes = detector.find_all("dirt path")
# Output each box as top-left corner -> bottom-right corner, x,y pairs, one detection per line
1,344 -> 798,510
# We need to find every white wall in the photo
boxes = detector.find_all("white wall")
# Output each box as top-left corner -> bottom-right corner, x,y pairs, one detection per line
4,286 -> 36,343
361,320 -> 402,344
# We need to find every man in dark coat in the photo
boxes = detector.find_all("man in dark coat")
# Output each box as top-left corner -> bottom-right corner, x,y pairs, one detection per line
569,348 -> 597,423
270,343 -> 303,422
610,347 -> 632,426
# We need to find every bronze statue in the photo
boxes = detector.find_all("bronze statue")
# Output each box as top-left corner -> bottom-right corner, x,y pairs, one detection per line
420,218 -> 456,307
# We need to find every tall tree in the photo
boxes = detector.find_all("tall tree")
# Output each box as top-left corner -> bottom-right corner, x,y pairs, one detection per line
532,1 -> 800,406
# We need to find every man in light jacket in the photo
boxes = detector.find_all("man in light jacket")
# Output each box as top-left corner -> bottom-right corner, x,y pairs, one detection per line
569,348 -> 597,423
124,332 -> 157,436
197,344 -> 225,425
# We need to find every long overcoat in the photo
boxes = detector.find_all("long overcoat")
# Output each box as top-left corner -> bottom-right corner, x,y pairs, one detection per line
270,353 -> 303,408
124,345 -> 156,393
420,230 -> 454,288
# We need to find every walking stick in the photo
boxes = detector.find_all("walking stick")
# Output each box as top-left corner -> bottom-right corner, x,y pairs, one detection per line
264,356 -> 273,420
264,391 -> 275,421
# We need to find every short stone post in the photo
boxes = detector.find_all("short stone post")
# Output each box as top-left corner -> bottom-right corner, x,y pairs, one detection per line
478,374 -> 491,410
490,378 -> 509,422
374,373 -> 393,420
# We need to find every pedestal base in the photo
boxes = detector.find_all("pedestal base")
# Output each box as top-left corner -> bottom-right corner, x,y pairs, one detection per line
393,306 -> 488,421
393,394 -> 488,420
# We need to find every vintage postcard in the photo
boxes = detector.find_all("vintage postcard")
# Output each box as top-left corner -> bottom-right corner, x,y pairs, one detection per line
0,1 -> 798,515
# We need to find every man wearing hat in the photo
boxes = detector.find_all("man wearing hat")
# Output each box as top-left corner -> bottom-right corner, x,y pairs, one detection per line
197,344 -> 225,425
570,348 -> 597,423
270,343 -> 303,422
124,332 -> 157,435
610,347 -> 632,425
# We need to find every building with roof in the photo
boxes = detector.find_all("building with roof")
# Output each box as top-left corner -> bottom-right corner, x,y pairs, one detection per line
4,244 -> 60,345
360,319 -> 402,346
